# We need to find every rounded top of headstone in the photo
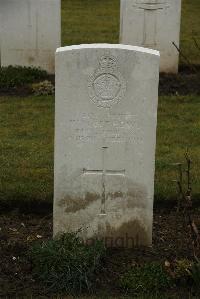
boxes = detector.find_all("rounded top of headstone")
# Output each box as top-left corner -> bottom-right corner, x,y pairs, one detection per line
56,44 -> 160,57
136,0 -> 167,3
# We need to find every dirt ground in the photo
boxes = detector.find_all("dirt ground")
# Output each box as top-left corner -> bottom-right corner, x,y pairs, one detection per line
159,69 -> 200,96
0,206 -> 199,298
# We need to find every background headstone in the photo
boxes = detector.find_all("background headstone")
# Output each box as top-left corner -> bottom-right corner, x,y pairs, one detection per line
120,0 -> 182,73
54,44 -> 159,247
0,8 -> 2,66
0,0 -> 61,73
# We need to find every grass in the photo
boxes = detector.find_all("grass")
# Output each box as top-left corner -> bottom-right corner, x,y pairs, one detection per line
61,0 -> 119,45
180,0 -> 200,66
61,0 -> 200,66
31,232 -> 105,294
119,262 -> 173,295
0,96 -> 54,204
0,0 -> 199,205
0,94 -> 200,205
155,95 -> 200,201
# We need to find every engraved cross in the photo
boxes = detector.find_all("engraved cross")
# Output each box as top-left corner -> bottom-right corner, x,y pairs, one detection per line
134,1 -> 169,47
83,147 -> 125,215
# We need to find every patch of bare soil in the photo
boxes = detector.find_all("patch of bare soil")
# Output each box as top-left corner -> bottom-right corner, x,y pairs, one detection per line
0,207 -> 199,298
159,65 -> 200,96
0,85 -> 33,97
159,71 -> 200,96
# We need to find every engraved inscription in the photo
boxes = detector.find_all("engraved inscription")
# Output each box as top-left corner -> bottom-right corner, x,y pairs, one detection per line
66,113 -> 144,145
134,1 -> 169,47
88,55 -> 126,108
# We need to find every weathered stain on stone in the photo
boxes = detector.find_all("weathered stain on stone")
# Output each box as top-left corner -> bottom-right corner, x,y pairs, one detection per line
58,178 -> 148,214
126,180 -> 148,209
58,192 -> 100,213
28,56 -> 35,63
108,191 -> 124,199
96,220 -> 150,248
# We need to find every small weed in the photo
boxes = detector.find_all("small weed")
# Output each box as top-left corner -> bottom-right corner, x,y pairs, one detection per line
30,232 -> 105,294
0,66 -> 47,89
32,80 -> 55,96
174,259 -> 192,280
119,262 -> 173,295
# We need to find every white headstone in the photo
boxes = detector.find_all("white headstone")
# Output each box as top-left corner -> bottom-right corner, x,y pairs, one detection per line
54,44 -> 159,247
120,0 -> 182,73
0,0 -> 61,73
0,8 -> 2,65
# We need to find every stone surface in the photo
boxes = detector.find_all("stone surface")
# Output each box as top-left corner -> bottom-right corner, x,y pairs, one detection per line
54,44 -> 159,247
0,0 -> 61,73
120,0 -> 182,73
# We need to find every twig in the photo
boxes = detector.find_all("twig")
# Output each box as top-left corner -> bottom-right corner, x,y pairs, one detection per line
192,36 -> 200,53
171,163 -> 184,211
173,153 -> 199,258
184,151 -> 192,210
172,41 -> 197,73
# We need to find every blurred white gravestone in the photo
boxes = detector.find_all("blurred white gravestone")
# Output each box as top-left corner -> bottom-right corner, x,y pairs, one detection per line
120,0 -> 182,73
54,44 -> 159,247
0,0 -> 61,73
0,8 -> 2,65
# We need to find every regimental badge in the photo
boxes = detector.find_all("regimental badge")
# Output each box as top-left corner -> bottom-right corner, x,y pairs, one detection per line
88,55 -> 126,108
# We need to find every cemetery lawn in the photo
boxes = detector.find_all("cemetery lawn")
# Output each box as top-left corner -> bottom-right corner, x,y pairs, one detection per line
0,93 -> 200,208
